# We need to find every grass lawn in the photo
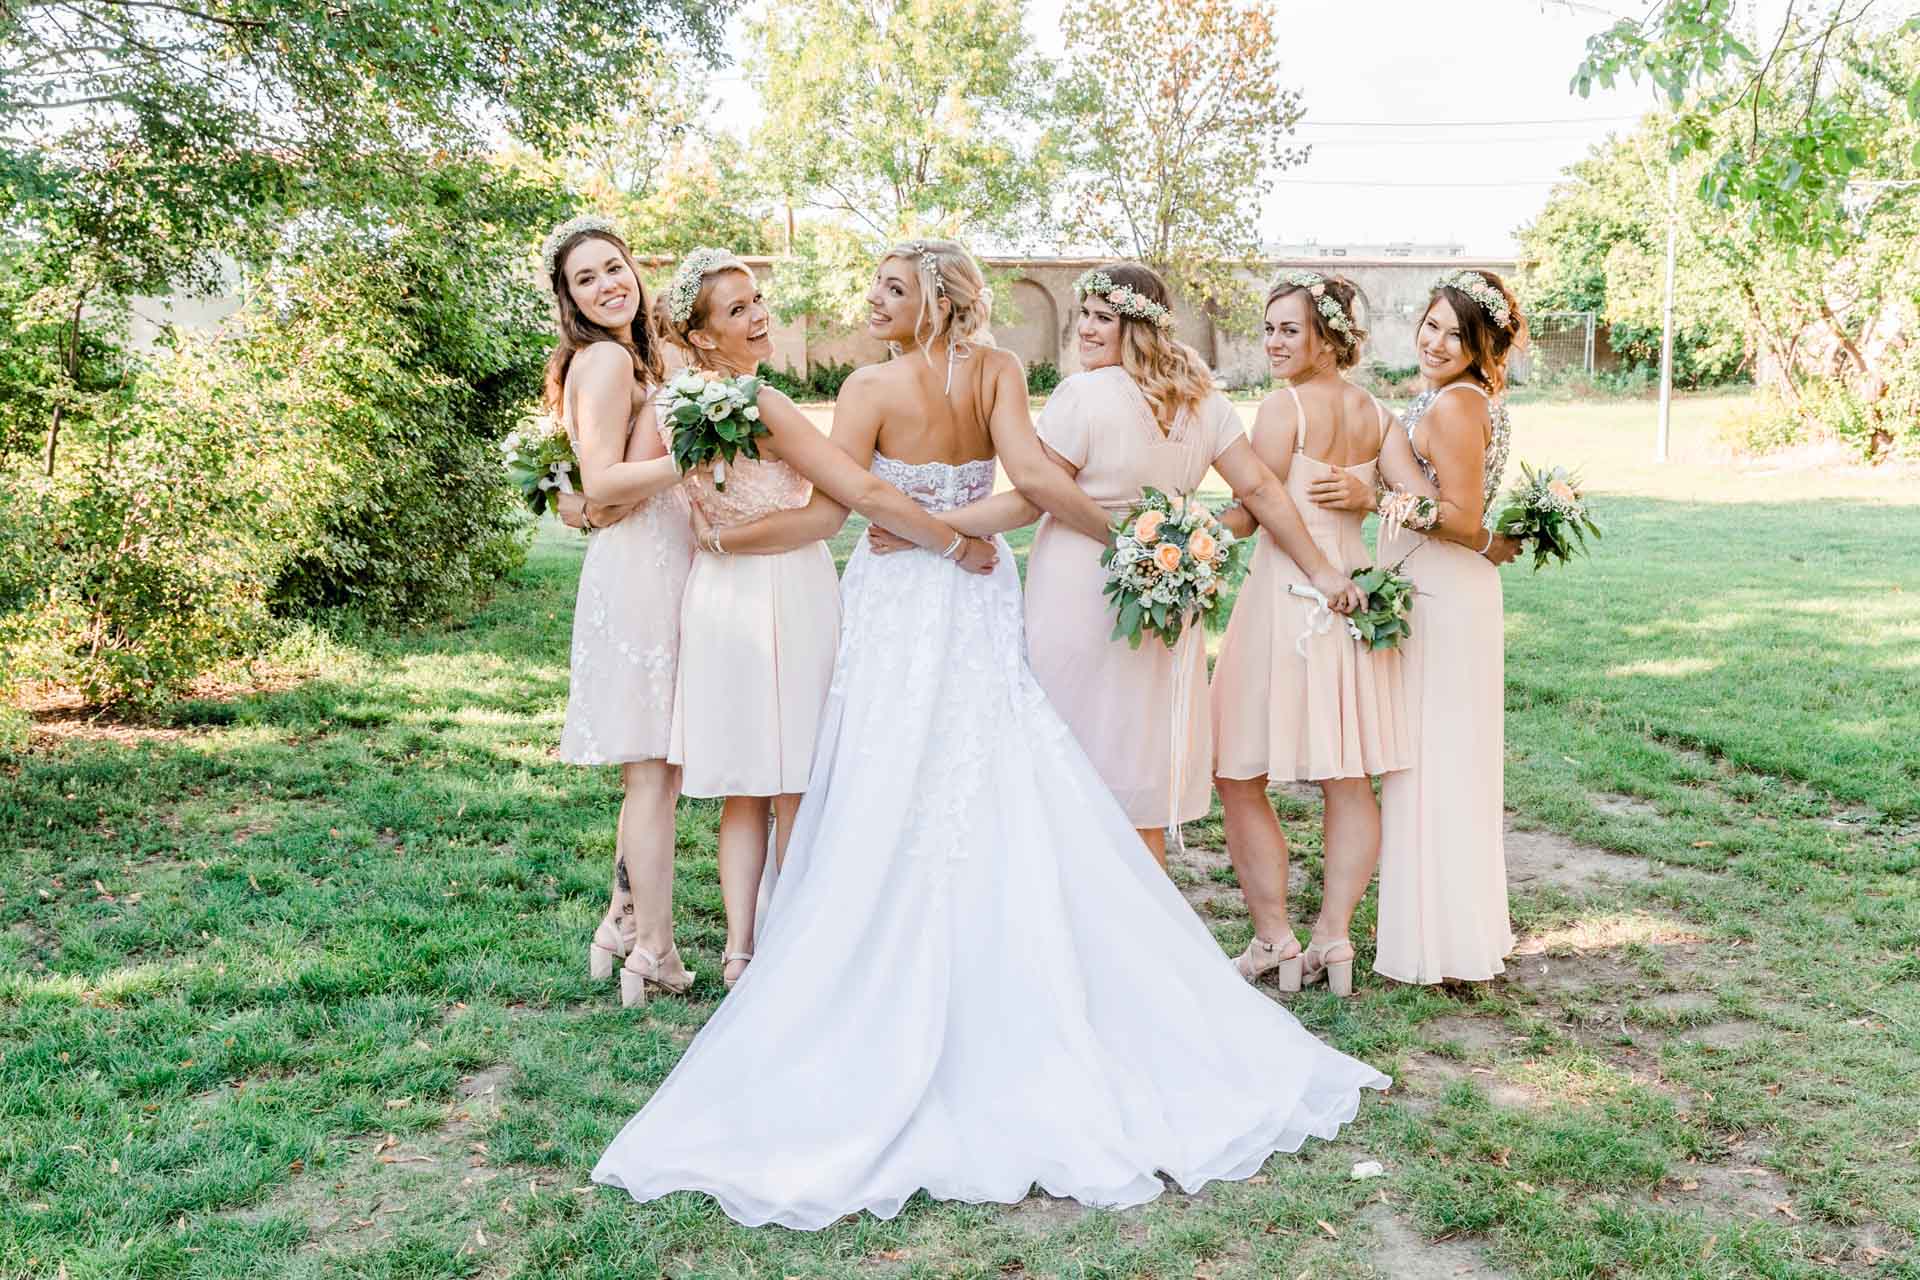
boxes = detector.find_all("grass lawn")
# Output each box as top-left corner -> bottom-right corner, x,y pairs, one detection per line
4,392 -> 1918,1279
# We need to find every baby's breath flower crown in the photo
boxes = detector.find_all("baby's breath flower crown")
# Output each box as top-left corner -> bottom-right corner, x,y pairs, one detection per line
541,214 -> 619,278
1435,270 -> 1514,330
1268,269 -> 1357,347
667,247 -> 743,326
1075,269 -> 1175,329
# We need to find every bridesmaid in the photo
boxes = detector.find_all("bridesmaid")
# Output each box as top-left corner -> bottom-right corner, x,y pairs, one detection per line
544,215 -> 698,1008
1211,271 -> 1411,997
892,262 -> 1360,867
652,247 -> 996,989
1311,270 -> 1526,984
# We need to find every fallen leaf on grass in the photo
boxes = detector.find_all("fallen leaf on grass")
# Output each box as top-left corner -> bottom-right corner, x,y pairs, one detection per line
1772,1201 -> 1799,1221
1315,1219 -> 1339,1239
1513,1182 -> 1537,1194
1701,1235 -> 1716,1260
376,1134 -> 397,1153
384,1098 -> 410,1109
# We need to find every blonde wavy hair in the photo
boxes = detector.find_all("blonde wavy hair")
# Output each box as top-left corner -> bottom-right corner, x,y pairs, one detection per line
879,238 -> 994,354
1087,263 -> 1212,432
651,248 -> 756,369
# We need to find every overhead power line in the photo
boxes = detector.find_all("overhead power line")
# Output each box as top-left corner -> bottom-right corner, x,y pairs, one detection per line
1273,178 -> 1563,188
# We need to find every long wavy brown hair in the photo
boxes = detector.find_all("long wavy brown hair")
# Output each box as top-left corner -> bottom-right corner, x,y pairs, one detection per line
1425,269 -> 1528,395
542,227 -> 666,414
1091,263 -> 1214,432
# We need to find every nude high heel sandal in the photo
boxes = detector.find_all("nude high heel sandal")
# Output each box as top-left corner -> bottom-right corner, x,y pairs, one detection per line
1234,935 -> 1303,993
721,951 -> 754,991
1303,938 -> 1356,998
589,906 -> 634,981
620,945 -> 695,1008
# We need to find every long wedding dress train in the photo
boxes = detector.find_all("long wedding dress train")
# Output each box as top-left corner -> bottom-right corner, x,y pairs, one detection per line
592,455 -> 1389,1230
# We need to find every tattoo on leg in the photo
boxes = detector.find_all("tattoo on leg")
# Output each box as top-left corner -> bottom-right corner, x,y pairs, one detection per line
614,857 -> 632,894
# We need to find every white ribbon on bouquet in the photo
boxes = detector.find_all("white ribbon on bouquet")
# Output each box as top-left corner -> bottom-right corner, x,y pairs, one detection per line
1286,583 -> 1362,657
1164,618 -> 1199,856
537,461 -> 577,496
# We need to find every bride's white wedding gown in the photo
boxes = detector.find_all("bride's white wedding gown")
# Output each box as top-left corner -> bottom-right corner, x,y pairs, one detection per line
592,453 -> 1389,1230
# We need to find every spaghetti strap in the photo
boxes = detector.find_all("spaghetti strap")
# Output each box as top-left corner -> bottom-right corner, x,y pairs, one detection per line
1369,393 -> 1393,447
1285,385 -> 1307,453
1435,381 -> 1490,404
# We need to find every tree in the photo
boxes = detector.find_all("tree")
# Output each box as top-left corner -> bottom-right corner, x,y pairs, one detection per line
750,0 -> 1058,241
1573,5 -> 1920,455
745,0 -> 1060,325
1516,127 -> 1748,386
1054,0 -> 1304,315
1,0 -> 735,472
502,62 -> 777,259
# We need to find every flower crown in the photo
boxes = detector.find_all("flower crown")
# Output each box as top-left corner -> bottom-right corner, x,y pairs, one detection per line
908,241 -> 947,298
666,247 -> 743,326
542,214 -> 619,278
1075,269 -> 1174,329
1269,269 -> 1357,347
1435,270 -> 1514,330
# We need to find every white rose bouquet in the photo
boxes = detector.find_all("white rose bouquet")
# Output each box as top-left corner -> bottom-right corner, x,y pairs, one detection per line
1493,462 -> 1602,570
501,415 -> 583,516
1100,487 -> 1250,650
663,367 -> 768,491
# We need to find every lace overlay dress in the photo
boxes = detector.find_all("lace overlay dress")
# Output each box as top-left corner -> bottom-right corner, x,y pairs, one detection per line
1373,383 -> 1515,983
668,449 -> 840,798
1211,388 -> 1411,781
594,452 -> 1389,1230
558,421 -> 694,766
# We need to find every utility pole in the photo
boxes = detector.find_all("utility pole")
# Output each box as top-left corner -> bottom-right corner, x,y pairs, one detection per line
1656,162 -> 1678,463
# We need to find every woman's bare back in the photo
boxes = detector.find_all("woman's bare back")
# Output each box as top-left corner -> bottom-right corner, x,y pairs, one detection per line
868,345 -> 1006,466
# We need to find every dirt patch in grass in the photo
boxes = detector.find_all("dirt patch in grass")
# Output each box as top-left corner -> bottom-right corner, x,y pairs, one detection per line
222,1060 -> 550,1258
1504,820 -> 1654,892
1357,1203 -> 1515,1279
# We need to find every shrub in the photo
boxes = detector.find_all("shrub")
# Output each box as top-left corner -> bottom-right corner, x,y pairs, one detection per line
1026,360 -> 1062,395
806,360 -> 856,400
757,362 -> 810,399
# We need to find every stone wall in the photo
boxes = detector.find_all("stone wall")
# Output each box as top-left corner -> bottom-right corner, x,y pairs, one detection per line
716,254 -> 1520,385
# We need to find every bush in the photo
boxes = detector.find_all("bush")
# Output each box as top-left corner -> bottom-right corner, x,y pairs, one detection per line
754,360 -> 858,402
0,168 -> 552,705
259,215 -> 539,625
1026,360 -> 1062,395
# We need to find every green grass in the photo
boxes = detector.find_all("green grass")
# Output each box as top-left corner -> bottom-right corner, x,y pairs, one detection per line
4,392 -> 1918,1278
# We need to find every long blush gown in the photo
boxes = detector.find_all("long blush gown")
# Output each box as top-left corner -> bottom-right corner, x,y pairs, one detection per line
1211,386 -> 1411,782
668,447 -> 840,797
593,450 -> 1389,1229
1372,382 -> 1515,983
1024,367 -> 1246,827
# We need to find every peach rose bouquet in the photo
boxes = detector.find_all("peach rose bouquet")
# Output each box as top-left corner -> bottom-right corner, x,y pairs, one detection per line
1493,461 -> 1602,570
1100,487 -> 1249,650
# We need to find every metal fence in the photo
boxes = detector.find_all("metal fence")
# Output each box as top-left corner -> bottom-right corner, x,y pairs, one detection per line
1529,310 -> 1597,376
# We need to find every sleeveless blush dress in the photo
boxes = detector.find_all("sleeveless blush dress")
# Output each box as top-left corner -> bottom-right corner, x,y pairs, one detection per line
668,449 -> 841,797
1372,383 -> 1515,983
1211,386 -> 1411,782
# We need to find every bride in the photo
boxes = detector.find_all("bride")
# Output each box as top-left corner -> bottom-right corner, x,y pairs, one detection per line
592,239 -> 1389,1231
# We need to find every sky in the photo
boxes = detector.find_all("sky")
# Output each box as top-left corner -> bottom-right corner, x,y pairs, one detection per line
701,0 -> 1686,257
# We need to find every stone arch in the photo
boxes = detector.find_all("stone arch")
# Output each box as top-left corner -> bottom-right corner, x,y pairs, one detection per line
996,278 -> 1060,372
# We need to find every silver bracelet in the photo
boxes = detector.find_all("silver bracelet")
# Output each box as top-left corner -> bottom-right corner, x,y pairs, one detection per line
941,533 -> 964,560
1478,527 -> 1495,555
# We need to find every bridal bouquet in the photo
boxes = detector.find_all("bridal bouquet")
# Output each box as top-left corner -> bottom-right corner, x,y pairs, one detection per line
1101,488 -> 1249,650
1493,462 -> 1602,570
501,415 -> 583,516
664,368 -> 767,491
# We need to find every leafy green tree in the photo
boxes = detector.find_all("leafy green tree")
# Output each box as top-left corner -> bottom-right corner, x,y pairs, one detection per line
745,0 -> 1059,324
1,0 -> 734,472
1054,0 -> 1304,317
1517,128 -> 1747,385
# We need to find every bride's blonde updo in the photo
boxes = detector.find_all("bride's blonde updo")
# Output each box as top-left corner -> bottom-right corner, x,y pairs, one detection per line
652,246 -> 756,368
1087,262 -> 1214,433
880,239 -> 994,352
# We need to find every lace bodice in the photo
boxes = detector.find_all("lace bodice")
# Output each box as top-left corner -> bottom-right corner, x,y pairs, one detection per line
871,453 -> 996,513
1402,385 -> 1511,525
